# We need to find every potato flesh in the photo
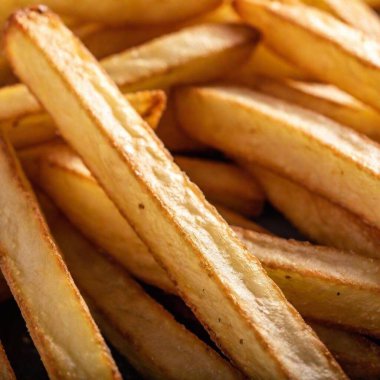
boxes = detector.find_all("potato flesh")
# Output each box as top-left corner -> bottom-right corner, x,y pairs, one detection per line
4,9 -> 345,379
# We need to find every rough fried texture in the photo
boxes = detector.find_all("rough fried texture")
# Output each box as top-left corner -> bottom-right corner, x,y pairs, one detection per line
5,8 -> 345,379
234,0 -> 380,112
0,135 -> 120,380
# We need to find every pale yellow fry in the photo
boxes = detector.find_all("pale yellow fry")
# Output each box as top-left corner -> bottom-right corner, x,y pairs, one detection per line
0,134 -> 120,379
0,1 -> 222,25
5,9 -> 344,379
0,22 -> 257,123
247,77 -> 380,141
236,227 -> 380,337
301,0 -> 380,39
0,343 -> 15,380
175,155 -> 264,216
20,142 -> 266,292
41,195 -> 242,380
309,323 -> 380,380
234,0 -> 380,112
176,85 -> 380,234
251,166 -> 380,260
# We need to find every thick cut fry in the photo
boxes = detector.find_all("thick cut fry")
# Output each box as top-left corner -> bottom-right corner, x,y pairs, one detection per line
0,134 -> 120,379
235,227 -> 380,337
309,323 -> 380,380
175,156 -> 264,216
234,0 -> 380,113
253,166 -> 380,260
20,142 -> 266,292
41,196 -> 241,380
101,23 -> 257,92
6,9 -> 345,379
232,43 -> 309,81
176,85 -> 380,232
1,90 -> 166,148
0,344 -> 15,380
247,77 -> 380,141
301,0 -> 380,39
0,22 -> 257,124
1,0 -> 222,26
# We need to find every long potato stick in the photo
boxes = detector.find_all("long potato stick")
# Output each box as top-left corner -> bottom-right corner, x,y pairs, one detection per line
252,166 -> 380,260
0,344 -> 15,380
5,90 -> 166,149
301,0 -> 380,39
176,85 -> 380,232
20,142 -> 265,292
234,0 -> 380,113
5,8 -> 345,379
174,156 -> 264,217
40,195 -> 242,380
242,77 -> 380,141
0,22 -> 257,125
25,142 -> 380,336
0,0 -> 222,26
0,133 -> 120,379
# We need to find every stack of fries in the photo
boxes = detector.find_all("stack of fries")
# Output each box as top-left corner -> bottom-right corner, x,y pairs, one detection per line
1,0 -> 380,379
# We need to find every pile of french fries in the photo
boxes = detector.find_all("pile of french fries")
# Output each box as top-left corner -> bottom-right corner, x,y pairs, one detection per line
1,0 -> 380,379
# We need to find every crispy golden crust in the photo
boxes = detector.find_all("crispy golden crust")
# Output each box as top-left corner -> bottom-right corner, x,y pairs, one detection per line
0,343 -> 15,380
0,133 -> 120,379
234,0 -> 380,112
5,8 -> 345,379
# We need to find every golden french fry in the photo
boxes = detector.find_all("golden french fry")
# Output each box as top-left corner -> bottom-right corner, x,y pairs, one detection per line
2,90 -> 166,149
0,0 -> 222,26
175,155 -> 264,217
301,0 -> 380,39
252,166 -> 380,260
234,0 -> 380,113
0,134 -> 120,379
309,322 -> 380,380
236,227 -> 380,337
20,141 -> 266,292
41,195 -> 242,380
245,77 -> 380,141
176,85 -> 380,233
5,9 -> 345,378
0,344 -> 15,380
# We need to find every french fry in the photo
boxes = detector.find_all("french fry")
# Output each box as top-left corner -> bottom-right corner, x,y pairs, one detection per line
101,23 -> 257,92
235,227 -> 380,337
366,0 -> 380,6
309,322 -> 380,380
0,22 -> 257,124
5,8 -> 345,379
41,195 -> 242,380
20,142 -> 266,291
176,85 -> 380,233
0,0 -> 222,26
234,0 -> 380,113
301,0 -> 380,39
1,90 -> 166,149
252,166 -> 380,260
0,133 -> 120,379
0,344 -> 15,380
175,155 -> 264,216
245,77 -> 380,141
